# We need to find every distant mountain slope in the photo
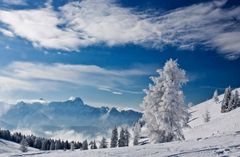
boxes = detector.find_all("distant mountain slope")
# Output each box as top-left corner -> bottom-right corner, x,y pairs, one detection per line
184,88 -> 240,139
0,97 -> 142,136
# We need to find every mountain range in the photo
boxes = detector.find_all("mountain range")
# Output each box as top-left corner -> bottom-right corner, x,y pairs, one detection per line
0,97 -> 142,136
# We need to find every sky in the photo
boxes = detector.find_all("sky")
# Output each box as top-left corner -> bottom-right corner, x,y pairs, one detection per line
0,0 -> 239,109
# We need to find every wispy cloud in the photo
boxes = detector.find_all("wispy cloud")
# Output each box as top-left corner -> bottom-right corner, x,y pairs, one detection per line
2,0 -> 26,5
0,61 -> 150,98
0,0 -> 239,58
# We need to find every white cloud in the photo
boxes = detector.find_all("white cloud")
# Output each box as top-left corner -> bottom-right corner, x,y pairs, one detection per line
2,0 -> 26,5
0,28 -> 14,37
0,61 -> 150,98
0,0 -> 239,58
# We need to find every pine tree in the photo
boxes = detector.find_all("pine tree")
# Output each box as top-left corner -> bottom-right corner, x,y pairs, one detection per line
70,142 -> 75,151
124,128 -> 130,147
99,137 -> 108,149
20,138 -> 28,152
188,102 -> 193,108
221,87 -> 232,113
50,140 -> 55,150
110,126 -> 118,148
90,140 -> 97,149
82,140 -> 88,150
203,110 -> 210,123
142,59 -> 188,143
213,90 -> 219,103
118,127 -> 125,147
133,122 -> 141,146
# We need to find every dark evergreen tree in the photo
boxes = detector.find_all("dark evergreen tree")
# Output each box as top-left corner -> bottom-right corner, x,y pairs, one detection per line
90,140 -> 97,149
221,87 -> 232,113
124,128 -> 130,146
118,127 -> 125,147
110,126 -> 118,148
99,137 -> 108,149
82,140 -> 88,150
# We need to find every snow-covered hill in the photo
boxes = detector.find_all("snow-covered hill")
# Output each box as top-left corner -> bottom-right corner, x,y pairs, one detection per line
184,88 -> 240,139
0,138 -> 37,156
1,88 -> 240,157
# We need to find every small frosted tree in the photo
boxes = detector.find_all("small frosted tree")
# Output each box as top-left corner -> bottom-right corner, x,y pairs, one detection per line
188,102 -> 193,108
90,140 -> 97,149
50,141 -> 55,150
229,90 -> 240,111
142,59 -> 188,143
221,87 -> 232,113
203,110 -> 210,123
20,138 -> 28,152
110,126 -> 118,148
124,128 -> 130,147
99,137 -> 108,149
133,122 -> 141,146
82,140 -> 88,150
70,142 -> 75,151
213,90 -> 219,103
118,127 -> 125,147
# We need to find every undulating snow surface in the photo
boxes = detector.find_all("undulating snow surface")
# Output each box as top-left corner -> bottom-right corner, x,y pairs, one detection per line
184,88 -> 240,140
0,138 -> 37,157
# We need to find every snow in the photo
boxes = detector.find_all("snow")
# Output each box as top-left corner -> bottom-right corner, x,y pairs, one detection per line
2,132 -> 240,157
0,138 -> 37,156
184,88 -> 240,139
1,88 -> 240,156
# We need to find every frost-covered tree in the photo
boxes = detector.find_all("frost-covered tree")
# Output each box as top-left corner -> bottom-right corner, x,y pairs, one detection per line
142,59 -> 188,143
99,137 -> 108,149
50,140 -> 55,150
70,142 -> 75,151
221,87 -> 232,113
90,140 -> 97,149
133,122 -> 141,146
188,102 -> 193,108
229,90 -> 240,111
124,128 -> 130,147
213,90 -> 219,103
20,138 -> 28,152
118,127 -> 125,147
110,126 -> 118,148
203,110 -> 210,123
82,140 -> 88,150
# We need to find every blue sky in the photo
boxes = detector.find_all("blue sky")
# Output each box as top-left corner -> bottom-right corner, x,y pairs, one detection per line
0,0 -> 239,109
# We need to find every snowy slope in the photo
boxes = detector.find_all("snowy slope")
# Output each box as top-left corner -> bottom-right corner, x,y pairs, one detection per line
4,132 -> 240,157
1,88 -> 240,157
0,138 -> 37,156
184,88 -> 240,139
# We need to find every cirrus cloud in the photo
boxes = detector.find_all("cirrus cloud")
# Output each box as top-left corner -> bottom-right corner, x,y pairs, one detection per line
0,0 -> 239,59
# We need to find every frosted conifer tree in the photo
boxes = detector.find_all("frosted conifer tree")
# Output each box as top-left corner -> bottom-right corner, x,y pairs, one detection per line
133,122 -> 141,146
221,87 -> 232,113
118,127 -> 125,147
229,90 -> 239,111
142,59 -> 188,143
110,126 -> 118,148
20,138 -> 28,152
124,128 -> 130,146
82,140 -> 88,150
213,90 -> 219,103
99,137 -> 108,149
50,141 -> 55,150
203,110 -> 210,123
70,142 -> 75,151
90,140 -> 97,149
188,102 -> 193,108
